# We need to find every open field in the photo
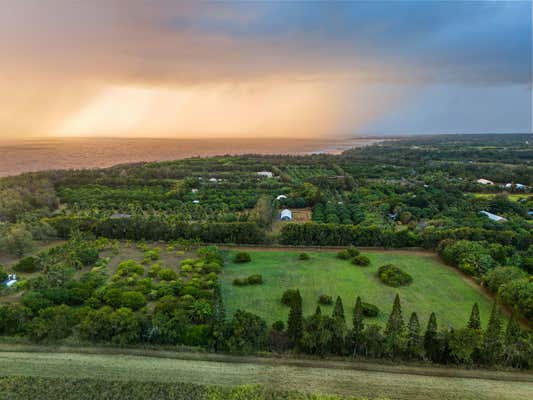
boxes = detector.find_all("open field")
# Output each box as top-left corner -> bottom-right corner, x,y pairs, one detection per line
0,240 -> 64,267
221,249 -> 497,327
471,193 -> 531,202
0,348 -> 531,400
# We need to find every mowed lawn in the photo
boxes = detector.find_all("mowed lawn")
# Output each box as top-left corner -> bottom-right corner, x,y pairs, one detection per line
221,250 -> 496,328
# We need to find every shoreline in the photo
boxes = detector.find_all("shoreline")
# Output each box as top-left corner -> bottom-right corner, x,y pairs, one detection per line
0,137 -> 386,177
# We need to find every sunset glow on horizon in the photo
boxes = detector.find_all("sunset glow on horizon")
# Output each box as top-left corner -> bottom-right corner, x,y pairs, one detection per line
0,0 -> 531,139
56,81 -> 347,138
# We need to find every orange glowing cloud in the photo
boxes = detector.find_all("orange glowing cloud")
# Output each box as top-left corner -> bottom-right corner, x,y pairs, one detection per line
56,80 -> 347,138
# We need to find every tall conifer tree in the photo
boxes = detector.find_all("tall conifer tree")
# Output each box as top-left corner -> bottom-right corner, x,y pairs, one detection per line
424,312 -> 439,362
467,303 -> 481,330
481,301 -> 502,365
332,296 -> 345,322
287,289 -> 303,347
406,312 -> 423,359
384,294 -> 404,358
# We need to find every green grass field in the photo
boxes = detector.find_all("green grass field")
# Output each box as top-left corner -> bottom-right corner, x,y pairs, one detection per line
221,249 -> 497,328
0,349 -> 531,400
472,193 -> 531,202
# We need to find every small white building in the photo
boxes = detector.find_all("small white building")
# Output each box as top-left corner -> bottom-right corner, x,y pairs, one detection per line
504,183 -> 526,190
276,194 -> 287,201
191,188 -> 199,193
477,178 -> 494,185
280,209 -> 292,221
480,211 -> 507,223
3,274 -> 17,287
193,200 -> 200,204
257,171 -> 273,178
209,178 -> 218,183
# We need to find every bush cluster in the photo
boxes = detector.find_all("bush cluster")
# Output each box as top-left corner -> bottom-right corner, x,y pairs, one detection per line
234,252 -> 251,263
233,274 -> 263,286
337,246 -> 360,260
351,255 -> 370,266
377,264 -> 413,287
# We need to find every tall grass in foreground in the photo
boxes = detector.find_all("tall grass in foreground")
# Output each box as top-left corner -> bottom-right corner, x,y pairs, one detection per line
0,376 -> 385,400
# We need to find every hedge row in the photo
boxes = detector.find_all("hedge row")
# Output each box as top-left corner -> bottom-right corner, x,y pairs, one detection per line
280,223 -> 532,249
46,216 -> 265,244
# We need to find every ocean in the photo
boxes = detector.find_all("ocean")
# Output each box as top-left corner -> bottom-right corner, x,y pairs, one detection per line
0,137 -> 382,177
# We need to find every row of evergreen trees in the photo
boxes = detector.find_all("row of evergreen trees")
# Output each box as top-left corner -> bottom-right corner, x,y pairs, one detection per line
284,291 -> 531,368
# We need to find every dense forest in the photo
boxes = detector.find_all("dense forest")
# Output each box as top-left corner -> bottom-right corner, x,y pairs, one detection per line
0,134 -> 531,369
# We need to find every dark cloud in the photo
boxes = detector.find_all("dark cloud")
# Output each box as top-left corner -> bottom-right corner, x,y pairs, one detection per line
0,0 -> 530,136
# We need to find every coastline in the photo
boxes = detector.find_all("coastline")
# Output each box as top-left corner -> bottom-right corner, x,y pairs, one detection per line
0,137 -> 386,177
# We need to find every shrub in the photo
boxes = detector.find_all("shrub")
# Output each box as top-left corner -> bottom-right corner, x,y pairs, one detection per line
377,264 -> 413,287
361,302 -> 380,317
247,274 -> 263,285
234,252 -> 251,263
0,266 -> 7,282
233,274 -> 263,286
144,249 -> 160,261
299,253 -> 310,260
115,260 -> 144,278
21,291 -> 53,313
76,247 -> 99,267
118,291 -> 147,311
158,268 -> 177,281
281,289 -> 298,306
347,246 -> 360,257
338,246 -> 360,260
337,250 -> 350,260
13,256 -> 39,273
499,278 -> 533,321
351,255 -> 370,266
482,266 -> 527,293
318,294 -> 333,305
233,278 -> 247,286
147,263 -> 162,278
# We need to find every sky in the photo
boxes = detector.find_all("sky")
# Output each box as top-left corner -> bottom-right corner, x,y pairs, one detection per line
0,0 -> 531,139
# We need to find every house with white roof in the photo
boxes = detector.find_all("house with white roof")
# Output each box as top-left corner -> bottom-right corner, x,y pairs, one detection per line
280,209 -> 292,221
257,171 -> 273,178
480,211 -> 507,223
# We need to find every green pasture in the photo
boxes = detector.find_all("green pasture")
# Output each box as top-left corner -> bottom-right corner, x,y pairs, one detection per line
221,249 -> 497,328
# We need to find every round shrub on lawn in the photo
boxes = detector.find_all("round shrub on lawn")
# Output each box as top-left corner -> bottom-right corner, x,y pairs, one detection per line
347,246 -> 360,257
351,255 -> 370,266
361,302 -> 380,317
337,250 -> 351,260
378,264 -> 413,287
233,278 -> 247,286
299,253 -> 310,260
246,274 -> 263,285
318,294 -> 333,305
234,252 -> 251,263
281,289 -> 298,306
